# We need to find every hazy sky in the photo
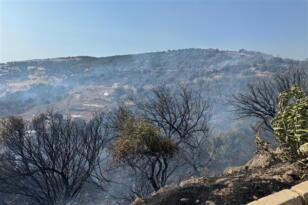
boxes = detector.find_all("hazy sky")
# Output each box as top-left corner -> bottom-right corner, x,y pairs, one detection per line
0,0 -> 307,62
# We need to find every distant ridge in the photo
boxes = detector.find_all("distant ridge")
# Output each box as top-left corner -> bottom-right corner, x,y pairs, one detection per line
0,48 -> 305,120
1,48 -> 292,64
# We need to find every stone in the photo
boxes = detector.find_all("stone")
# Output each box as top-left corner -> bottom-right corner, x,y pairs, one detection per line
151,186 -> 172,196
179,177 -> 207,187
299,143 -> 308,157
131,197 -> 144,205
244,153 -> 273,169
223,166 -> 242,175
179,198 -> 191,204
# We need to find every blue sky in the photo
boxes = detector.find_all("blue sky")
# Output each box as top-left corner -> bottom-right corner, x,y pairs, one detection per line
0,0 -> 307,62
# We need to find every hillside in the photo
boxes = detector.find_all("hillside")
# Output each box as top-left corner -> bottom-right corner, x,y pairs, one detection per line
131,152 -> 308,205
0,48 -> 306,173
0,49 -> 305,123
0,48 -> 308,205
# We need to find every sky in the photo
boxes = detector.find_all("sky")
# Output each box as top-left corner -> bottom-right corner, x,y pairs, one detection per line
0,0 -> 307,62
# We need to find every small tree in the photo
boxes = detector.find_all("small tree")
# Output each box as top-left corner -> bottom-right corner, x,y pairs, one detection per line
232,68 -> 308,132
112,111 -> 177,191
272,86 -> 308,161
137,85 -> 212,175
0,112 -> 109,205
109,85 -> 213,202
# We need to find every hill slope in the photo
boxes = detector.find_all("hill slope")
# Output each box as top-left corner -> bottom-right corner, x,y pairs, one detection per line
0,49 -> 304,124
131,152 -> 308,205
1,48 -> 307,204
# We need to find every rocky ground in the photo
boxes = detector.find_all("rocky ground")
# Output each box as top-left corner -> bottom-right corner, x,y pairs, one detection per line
132,152 -> 308,205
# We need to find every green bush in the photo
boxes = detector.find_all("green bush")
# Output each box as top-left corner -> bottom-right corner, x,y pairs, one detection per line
272,86 -> 308,161
112,114 -> 177,162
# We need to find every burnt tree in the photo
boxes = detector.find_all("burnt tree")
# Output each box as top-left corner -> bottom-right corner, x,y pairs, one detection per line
0,112 -> 109,205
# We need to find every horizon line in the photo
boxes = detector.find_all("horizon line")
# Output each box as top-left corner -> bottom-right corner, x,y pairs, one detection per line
1,47 -> 307,64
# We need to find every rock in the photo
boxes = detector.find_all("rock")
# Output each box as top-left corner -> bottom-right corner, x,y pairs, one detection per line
131,157 -> 307,205
299,143 -> 308,157
281,168 -> 299,182
179,177 -> 207,187
179,198 -> 191,204
244,152 -> 273,169
215,177 -> 228,184
285,169 -> 296,175
282,173 -> 294,182
131,197 -> 144,205
151,186 -> 173,196
227,181 -> 234,188
223,166 -> 242,175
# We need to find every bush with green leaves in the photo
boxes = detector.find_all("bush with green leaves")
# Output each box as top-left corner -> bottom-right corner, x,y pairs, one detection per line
272,86 -> 308,161
111,112 -> 177,191
112,115 -> 177,162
